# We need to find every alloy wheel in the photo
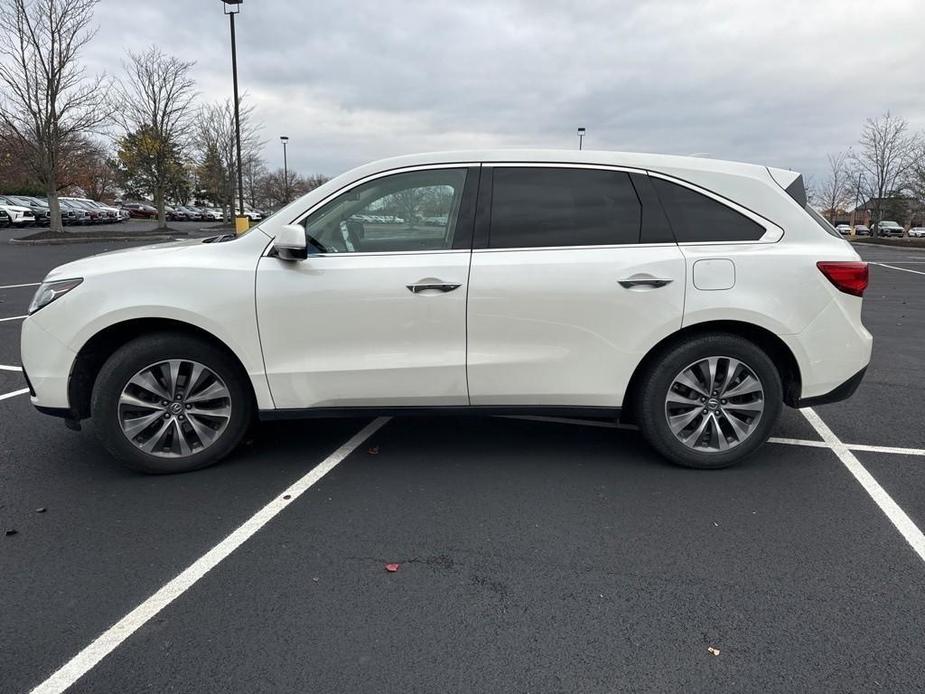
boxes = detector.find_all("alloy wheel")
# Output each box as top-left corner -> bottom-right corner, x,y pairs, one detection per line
117,359 -> 232,458
664,356 -> 765,453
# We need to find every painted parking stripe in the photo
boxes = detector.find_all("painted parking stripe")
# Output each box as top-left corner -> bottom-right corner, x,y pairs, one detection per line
0,365 -> 23,372
0,282 -> 41,290
801,407 -> 925,563
0,315 -> 27,322
0,388 -> 29,401
872,262 -> 925,276
29,416 -> 391,694
501,415 -> 925,457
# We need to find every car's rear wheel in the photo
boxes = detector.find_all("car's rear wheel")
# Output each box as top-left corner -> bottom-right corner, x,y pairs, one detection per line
91,333 -> 253,474
636,334 -> 782,469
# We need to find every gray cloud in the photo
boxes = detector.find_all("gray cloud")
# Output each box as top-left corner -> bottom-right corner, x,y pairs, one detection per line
83,0 -> 925,180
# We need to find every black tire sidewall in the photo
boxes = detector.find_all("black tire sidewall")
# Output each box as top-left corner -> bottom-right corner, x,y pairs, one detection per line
637,334 -> 783,469
91,333 -> 253,474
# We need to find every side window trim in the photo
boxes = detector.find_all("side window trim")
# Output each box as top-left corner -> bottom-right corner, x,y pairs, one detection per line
646,171 -> 784,244
285,163 -> 481,257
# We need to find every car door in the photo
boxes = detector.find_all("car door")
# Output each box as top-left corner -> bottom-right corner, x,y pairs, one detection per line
256,165 -> 478,410
466,164 -> 686,407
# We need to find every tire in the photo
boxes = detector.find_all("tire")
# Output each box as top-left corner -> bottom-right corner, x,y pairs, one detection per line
636,333 -> 783,469
91,333 -> 253,474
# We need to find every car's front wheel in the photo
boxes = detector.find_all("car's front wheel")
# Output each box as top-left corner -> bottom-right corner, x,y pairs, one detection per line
636,334 -> 783,469
91,333 -> 253,474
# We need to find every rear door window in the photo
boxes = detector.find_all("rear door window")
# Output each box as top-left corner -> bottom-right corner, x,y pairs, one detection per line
489,167 -> 642,248
651,177 -> 766,242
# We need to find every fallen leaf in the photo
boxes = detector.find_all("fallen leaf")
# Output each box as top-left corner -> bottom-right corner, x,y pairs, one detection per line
707,646 -> 720,656
368,446 -> 380,455
35,507 -> 47,513
5,529 -> 17,536
282,494 -> 291,500
385,563 -> 400,572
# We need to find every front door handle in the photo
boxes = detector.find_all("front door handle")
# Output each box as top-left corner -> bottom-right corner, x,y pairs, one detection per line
406,282 -> 462,294
618,277 -> 674,289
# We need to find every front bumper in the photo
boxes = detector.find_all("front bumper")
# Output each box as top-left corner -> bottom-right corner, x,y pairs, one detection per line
20,316 -> 77,410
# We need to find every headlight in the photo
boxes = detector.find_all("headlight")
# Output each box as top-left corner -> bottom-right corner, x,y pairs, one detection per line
28,278 -> 83,315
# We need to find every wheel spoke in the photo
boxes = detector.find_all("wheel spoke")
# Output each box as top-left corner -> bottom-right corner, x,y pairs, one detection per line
166,360 -> 182,400
724,410 -> 751,442
187,414 -> 219,447
666,391 -> 702,407
682,414 -> 711,446
724,400 -> 763,414
122,411 -> 165,438
186,380 -> 228,404
119,392 -> 163,411
187,404 -> 231,419
139,419 -> 172,453
674,370 -> 709,398
173,420 -> 192,456
668,407 -> 702,434
723,375 -> 762,398
712,414 -> 730,450
129,370 -> 170,401
718,358 -> 741,395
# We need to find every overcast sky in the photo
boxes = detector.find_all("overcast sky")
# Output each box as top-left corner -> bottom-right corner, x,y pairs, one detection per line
84,0 -> 925,182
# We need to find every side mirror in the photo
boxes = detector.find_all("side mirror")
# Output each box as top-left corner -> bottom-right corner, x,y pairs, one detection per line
273,224 -> 308,261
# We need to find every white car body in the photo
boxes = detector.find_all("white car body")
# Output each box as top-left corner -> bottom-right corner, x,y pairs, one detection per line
21,149 -> 873,469
0,203 -> 36,226
908,227 -> 925,238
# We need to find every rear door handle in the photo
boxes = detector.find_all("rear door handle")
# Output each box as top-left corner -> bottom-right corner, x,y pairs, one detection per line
618,277 -> 674,289
406,283 -> 462,294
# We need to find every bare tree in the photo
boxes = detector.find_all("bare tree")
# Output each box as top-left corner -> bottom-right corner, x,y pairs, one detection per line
0,0 -> 110,232
818,151 -> 853,223
852,112 -> 919,235
112,46 -> 196,228
193,97 -> 262,221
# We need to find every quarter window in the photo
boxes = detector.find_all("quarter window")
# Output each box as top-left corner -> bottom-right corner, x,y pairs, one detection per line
489,167 -> 642,248
302,168 -> 469,253
651,178 -> 765,243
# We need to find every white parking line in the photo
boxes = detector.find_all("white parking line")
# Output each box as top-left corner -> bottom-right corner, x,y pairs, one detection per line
0,388 -> 29,401
0,282 -> 40,290
29,416 -> 390,694
501,415 -> 925,457
872,262 -> 925,276
0,315 -> 27,322
0,364 -> 23,372
801,407 -> 925,563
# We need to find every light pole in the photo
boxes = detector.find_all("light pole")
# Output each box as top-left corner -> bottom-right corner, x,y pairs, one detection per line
577,127 -> 586,150
222,0 -> 246,230
280,136 -> 290,203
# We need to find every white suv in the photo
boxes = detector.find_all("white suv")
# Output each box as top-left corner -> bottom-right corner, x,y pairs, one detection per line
21,150 -> 872,473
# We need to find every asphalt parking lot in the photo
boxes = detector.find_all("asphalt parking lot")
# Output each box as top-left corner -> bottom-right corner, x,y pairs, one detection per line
1,234 -> 923,693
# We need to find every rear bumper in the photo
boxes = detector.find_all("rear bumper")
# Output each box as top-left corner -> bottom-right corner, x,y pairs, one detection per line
796,365 -> 867,407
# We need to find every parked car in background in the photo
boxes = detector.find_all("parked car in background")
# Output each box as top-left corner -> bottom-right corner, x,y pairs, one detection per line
178,206 -> 204,221
57,199 -> 91,225
21,150 -> 872,474
61,197 -> 105,224
908,227 -> 925,238
835,224 -> 852,236
72,198 -> 122,223
0,199 -> 36,227
874,220 -> 904,237
166,206 -> 188,222
200,207 -> 223,221
854,224 -> 870,236
121,202 -> 157,219
0,195 -> 50,226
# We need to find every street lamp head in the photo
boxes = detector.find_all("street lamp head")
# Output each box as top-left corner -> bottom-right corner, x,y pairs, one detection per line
280,136 -> 289,143
222,0 -> 243,14
577,127 -> 586,136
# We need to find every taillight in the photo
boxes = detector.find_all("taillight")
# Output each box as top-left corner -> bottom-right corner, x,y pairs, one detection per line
817,261 -> 869,297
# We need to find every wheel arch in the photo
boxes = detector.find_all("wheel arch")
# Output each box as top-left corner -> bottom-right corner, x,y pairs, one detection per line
68,318 -> 257,421
621,320 -> 802,423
